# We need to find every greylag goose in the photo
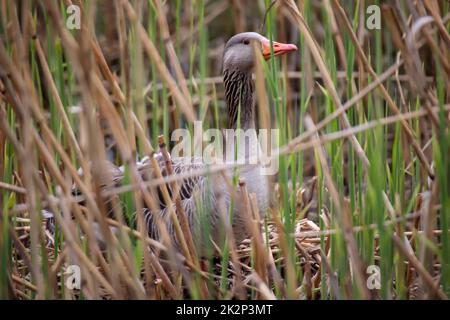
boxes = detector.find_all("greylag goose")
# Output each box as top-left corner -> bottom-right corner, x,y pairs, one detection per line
139,32 -> 297,247
48,32 -> 297,249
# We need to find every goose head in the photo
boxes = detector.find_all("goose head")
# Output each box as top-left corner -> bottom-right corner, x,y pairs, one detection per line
222,32 -> 297,129
223,32 -> 297,73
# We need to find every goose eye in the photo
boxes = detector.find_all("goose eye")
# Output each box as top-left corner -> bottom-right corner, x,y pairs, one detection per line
243,39 -> 250,45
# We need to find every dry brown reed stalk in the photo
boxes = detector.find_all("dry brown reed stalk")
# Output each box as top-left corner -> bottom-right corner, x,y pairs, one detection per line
0,112 -> 36,282
320,249 -> 342,299
294,210 -> 438,240
133,115 -> 213,297
0,181 -> 26,194
419,178 -> 441,294
238,180 -> 270,299
248,272 -> 277,300
321,0 -> 366,128
56,186 -> 105,299
411,1 -> 450,81
253,41 -> 273,169
48,193 -> 117,297
114,0 -> 130,102
132,131 -> 191,298
122,0 -> 196,123
283,0 -> 370,168
249,194 -> 268,285
153,0 -> 192,107
295,239 -> 312,299
108,213 -> 181,299
270,209 -> 298,299
216,191 -> 246,299
230,0 -> 246,33
423,0 -> 450,47
0,49 -> 48,301
288,105 -> 450,156
176,1 -> 228,45
393,11 -> 445,130
253,43 -> 271,131
392,234 -> 447,300
265,242 -> 288,299
157,135 -> 209,298
322,0 -> 347,73
11,274 -> 38,292
157,135 -> 197,262
33,36 -> 87,175
304,115 -> 370,299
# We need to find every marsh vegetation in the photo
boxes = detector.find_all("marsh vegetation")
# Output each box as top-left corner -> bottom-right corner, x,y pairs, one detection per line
0,0 -> 449,300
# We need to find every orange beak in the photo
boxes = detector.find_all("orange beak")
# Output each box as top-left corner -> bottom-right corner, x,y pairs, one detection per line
261,39 -> 298,60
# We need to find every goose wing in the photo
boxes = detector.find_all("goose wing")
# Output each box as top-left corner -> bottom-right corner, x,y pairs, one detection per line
135,154 -> 207,208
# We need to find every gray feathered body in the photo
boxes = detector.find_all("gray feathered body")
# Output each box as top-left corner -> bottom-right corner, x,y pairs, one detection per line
138,150 -> 269,247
